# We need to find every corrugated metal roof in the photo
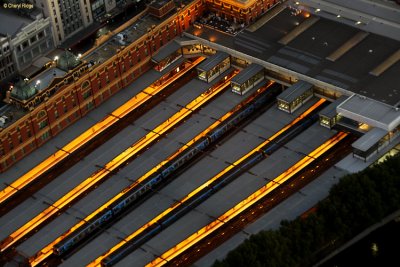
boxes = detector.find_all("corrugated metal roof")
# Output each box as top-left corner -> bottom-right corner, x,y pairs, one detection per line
197,51 -> 229,72
319,95 -> 349,118
277,80 -> 313,103
352,127 -> 387,151
337,94 -> 400,131
151,40 -> 181,63
231,63 -> 264,85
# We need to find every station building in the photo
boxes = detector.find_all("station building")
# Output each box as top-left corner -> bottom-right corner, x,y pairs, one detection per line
231,63 -> 264,95
2,0 -> 400,171
318,95 -> 348,129
151,40 -> 183,72
277,80 -> 313,113
205,0 -> 280,25
0,0 -> 207,172
196,51 -> 230,83
179,1 -> 400,163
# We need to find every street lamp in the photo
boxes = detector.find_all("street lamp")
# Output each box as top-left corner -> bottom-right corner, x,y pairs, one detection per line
35,80 -> 41,90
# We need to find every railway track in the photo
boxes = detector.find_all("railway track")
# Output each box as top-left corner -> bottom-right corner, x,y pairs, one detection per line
146,132 -> 352,267
27,81 -> 280,267
0,66 -> 235,255
85,99 -> 327,266
0,57 -> 205,216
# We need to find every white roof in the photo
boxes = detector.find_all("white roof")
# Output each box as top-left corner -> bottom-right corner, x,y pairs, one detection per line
352,127 -> 388,152
337,94 -> 400,131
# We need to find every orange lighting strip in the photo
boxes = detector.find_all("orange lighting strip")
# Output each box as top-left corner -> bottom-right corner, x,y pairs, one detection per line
0,61 -> 230,254
86,98 -> 326,267
0,57 -> 204,208
146,131 -> 348,267
28,81 -> 275,267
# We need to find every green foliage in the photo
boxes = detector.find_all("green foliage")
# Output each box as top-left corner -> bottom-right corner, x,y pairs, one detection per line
212,155 -> 400,267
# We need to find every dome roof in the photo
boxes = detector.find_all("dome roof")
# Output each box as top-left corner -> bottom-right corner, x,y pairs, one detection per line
10,79 -> 37,101
56,50 -> 81,71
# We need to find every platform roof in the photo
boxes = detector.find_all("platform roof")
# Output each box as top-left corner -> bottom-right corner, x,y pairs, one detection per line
151,40 -> 181,63
231,63 -> 264,85
352,127 -> 387,152
319,95 -> 349,118
197,51 -> 229,72
186,7 -> 400,106
337,94 -> 400,132
277,80 -> 313,103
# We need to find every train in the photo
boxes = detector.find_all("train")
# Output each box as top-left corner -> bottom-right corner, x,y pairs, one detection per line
53,83 -> 281,256
99,100 -> 326,267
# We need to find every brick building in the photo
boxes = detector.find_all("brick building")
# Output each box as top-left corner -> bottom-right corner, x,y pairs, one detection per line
0,0 -> 206,172
204,0 -> 279,24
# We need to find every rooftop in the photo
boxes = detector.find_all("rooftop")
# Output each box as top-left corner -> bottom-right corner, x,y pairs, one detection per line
149,0 -> 174,9
277,80 -> 313,102
352,127 -> 388,152
11,67 -> 67,101
187,7 -> 400,106
83,14 -> 162,64
0,9 -> 33,38
231,63 -> 264,85
151,40 -> 181,63
337,94 -> 400,131
318,95 -> 349,118
197,51 -> 229,72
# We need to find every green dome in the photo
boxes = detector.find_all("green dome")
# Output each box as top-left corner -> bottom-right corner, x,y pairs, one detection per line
11,79 -> 37,101
56,50 -> 81,71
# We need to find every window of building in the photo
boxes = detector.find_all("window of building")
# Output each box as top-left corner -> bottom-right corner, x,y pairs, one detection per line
86,101 -> 94,110
37,110 -> 46,119
83,90 -> 91,99
38,120 -> 48,129
81,80 -> 90,89
41,131 -> 50,141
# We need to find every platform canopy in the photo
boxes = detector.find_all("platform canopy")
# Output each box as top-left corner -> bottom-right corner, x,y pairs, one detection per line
151,41 -> 181,63
197,51 -> 229,72
231,63 -> 264,85
319,95 -> 349,119
337,94 -> 400,132
352,127 -> 387,152
277,80 -> 313,103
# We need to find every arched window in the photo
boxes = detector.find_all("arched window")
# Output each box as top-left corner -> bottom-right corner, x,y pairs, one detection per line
37,110 -> 46,119
81,80 -> 90,89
